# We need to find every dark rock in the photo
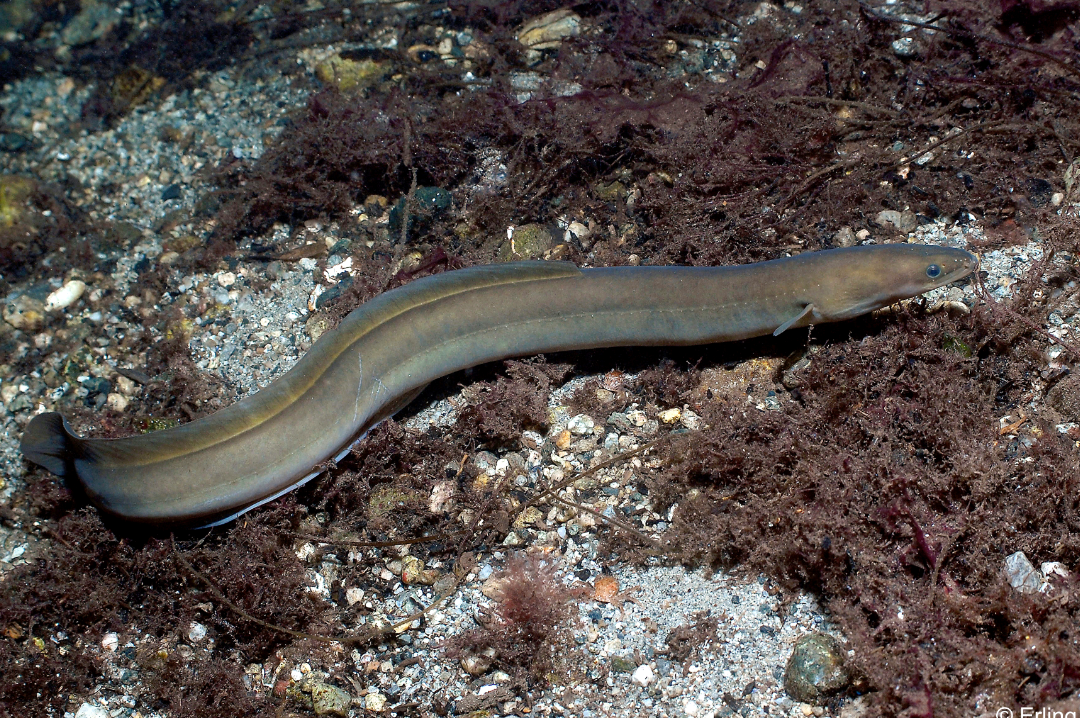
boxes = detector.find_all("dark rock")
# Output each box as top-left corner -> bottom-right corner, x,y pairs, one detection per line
387,186 -> 452,240
83,377 -> 112,408
1026,178 -> 1054,207
0,133 -> 31,152
161,184 -> 182,201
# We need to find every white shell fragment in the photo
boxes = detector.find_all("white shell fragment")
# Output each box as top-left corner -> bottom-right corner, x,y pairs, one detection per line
45,279 -> 86,311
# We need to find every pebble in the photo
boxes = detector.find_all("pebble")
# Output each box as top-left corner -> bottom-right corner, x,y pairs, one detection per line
402,555 -> 438,585
2,294 -> 45,331
310,681 -> 351,717
1005,551 -> 1045,593
875,209 -> 917,234
101,633 -> 118,651
499,223 -> 553,261
657,407 -> 681,424
365,692 -> 387,712
44,279 -> 86,311
784,633 -> 850,704
74,704 -> 110,718
188,622 -> 207,642
568,413 -> 595,435
631,663 -> 655,687
518,8 -> 582,50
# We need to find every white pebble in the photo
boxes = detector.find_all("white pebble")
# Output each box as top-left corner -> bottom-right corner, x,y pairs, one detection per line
45,279 -> 86,311
74,704 -> 110,718
346,587 -> 365,605
684,699 -> 700,716
106,393 -> 129,412
216,271 -> 237,288
187,622 -> 207,642
631,664 -> 655,687
567,414 -> 595,435
101,633 -> 118,651
365,692 -> 387,711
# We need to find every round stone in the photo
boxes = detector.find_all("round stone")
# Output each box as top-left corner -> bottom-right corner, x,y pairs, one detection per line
783,632 -> 850,704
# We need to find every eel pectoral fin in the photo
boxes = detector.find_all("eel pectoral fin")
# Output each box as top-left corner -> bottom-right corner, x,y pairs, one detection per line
21,412 -> 78,477
773,303 -> 816,337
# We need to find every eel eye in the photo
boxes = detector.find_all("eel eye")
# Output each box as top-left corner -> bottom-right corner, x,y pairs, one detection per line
926,264 -> 942,279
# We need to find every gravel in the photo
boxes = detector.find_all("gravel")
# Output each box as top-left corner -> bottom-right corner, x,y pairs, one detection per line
1,3 -> 1075,717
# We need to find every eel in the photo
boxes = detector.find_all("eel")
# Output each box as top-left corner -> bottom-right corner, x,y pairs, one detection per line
20,244 -> 976,528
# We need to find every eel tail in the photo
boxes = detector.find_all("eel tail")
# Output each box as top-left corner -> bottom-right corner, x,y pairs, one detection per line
20,412 -> 77,477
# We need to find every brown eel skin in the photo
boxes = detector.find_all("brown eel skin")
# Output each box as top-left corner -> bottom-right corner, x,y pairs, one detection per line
20,244 -> 976,528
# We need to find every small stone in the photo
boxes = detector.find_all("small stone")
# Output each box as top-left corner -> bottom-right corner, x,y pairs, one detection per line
518,8 -> 581,50
402,555 -> 438,585
106,393 -> 129,412
554,429 -> 573,450
188,622 -> 207,642
45,280 -> 86,311
875,209 -> 917,234
611,656 -> 636,673
834,226 -> 856,248
74,704 -> 110,718
632,664 -> 655,687
310,681 -> 351,716
503,531 -> 524,547
461,653 -> 492,675
595,181 -> 625,202
681,409 -> 702,430
683,698 -> 700,716
217,271 -> 236,288
1005,551 -> 1045,593
567,220 -> 591,241
891,37 -> 916,57
115,376 -> 137,396
101,633 -> 119,651
567,414 -> 595,435
387,187 -> 451,239
429,480 -> 455,513
658,407 -> 681,424
498,223 -> 553,261
346,587 -> 364,605
513,505 -> 544,529
784,633 -> 850,704
314,55 -> 387,92
3,295 -> 46,331
364,691 -> 387,712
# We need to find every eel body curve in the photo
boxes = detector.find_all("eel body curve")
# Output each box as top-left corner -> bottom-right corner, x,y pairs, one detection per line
21,244 -> 976,528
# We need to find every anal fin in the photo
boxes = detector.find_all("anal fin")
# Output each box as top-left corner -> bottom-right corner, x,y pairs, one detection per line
774,303 -> 816,337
